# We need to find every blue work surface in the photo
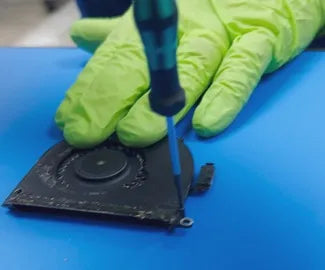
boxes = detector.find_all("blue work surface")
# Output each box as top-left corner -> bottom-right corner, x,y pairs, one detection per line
1,48 -> 325,270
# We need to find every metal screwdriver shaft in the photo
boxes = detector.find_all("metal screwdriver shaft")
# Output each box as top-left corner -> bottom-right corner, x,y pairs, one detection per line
167,117 -> 184,212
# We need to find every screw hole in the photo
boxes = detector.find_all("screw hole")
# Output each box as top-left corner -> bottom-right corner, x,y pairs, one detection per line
179,217 -> 194,228
14,189 -> 22,195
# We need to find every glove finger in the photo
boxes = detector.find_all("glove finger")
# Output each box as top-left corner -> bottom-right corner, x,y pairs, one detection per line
55,13 -> 150,148
117,27 -> 229,147
70,18 -> 122,53
193,29 -> 274,137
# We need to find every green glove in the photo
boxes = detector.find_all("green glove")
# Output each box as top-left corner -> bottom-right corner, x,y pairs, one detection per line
56,0 -> 325,148
69,18 -> 120,53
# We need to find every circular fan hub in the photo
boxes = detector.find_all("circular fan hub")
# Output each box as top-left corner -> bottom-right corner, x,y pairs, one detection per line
74,148 -> 128,181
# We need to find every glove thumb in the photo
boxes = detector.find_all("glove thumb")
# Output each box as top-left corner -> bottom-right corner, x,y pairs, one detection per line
70,18 -> 121,53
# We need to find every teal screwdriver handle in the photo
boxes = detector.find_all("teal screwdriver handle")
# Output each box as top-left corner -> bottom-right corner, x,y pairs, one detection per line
134,0 -> 185,116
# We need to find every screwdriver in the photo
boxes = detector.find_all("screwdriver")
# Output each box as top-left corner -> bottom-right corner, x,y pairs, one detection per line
133,0 -> 186,214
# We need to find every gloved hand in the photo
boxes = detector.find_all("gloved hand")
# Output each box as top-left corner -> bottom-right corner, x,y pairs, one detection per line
56,0 -> 325,148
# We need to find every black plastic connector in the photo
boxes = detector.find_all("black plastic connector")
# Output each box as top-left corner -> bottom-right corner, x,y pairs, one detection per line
191,163 -> 215,193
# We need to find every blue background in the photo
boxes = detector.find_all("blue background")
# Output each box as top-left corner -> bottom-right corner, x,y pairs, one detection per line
0,48 -> 325,269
